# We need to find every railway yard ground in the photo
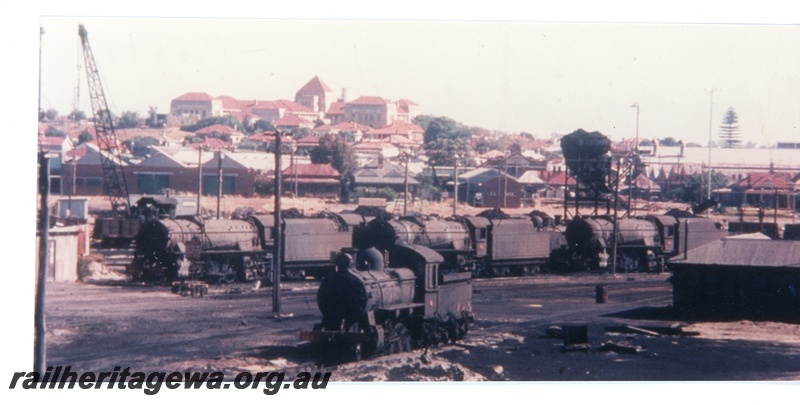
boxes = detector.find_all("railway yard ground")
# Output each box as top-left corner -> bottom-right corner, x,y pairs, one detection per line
43,270 -> 800,382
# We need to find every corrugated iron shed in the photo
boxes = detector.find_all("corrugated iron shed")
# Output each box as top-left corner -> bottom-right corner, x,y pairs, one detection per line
670,238 -> 800,268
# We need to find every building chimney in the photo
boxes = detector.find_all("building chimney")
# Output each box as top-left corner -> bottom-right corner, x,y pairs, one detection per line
341,88 -> 349,103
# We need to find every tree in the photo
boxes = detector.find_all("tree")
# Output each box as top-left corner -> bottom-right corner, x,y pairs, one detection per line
45,109 -> 59,121
77,130 -> 94,145
659,137 -> 681,147
310,134 -> 356,178
665,171 -> 729,203
246,119 -> 276,134
68,110 -> 86,122
123,136 -> 161,158
718,107 -> 741,148
45,126 -> 65,137
181,116 -> 242,133
418,115 -> 473,166
117,111 -> 141,129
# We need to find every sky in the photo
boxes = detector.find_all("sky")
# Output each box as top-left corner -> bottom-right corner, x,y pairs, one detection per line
34,7 -> 800,148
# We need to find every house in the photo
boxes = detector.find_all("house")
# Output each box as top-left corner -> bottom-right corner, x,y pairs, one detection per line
281,163 -> 341,198
395,99 -> 422,123
483,153 -> 547,178
716,171 -> 797,209
352,158 -> 420,195
295,76 -> 336,114
344,96 -> 397,128
452,167 -> 523,207
274,113 -> 314,132
170,92 -> 223,124
61,142 -> 130,196
365,121 -> 425,143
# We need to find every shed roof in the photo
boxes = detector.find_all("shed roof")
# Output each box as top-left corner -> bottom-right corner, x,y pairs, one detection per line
670,239 -> 800,268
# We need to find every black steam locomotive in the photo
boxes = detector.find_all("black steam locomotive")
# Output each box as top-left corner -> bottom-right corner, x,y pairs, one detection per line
362,210 -> 564,277
561,213 -> 728,273
301,244 -> 473,360
131,212 -> 368,283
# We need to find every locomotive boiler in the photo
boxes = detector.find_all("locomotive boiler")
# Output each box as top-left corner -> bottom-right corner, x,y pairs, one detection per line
301,244 -> 473,360
133,217 -> 266,283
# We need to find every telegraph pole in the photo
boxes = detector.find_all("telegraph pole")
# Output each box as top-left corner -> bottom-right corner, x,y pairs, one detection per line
35,152 -> 50,376
196,147 -> 202,215
453,155 -> 459,216
272,133 -> 283,313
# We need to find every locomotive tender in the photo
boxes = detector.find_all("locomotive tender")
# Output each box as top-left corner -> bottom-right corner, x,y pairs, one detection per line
301,244 -> 473,360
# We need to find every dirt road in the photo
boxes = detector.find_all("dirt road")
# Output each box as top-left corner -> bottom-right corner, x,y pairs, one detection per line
43,274 -> 800,381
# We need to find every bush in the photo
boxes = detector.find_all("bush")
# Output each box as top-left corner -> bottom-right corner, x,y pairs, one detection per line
351,186 -> 398,202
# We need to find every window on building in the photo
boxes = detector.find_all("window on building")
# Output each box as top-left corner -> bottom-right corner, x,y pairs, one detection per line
202,175 -> 236,196
137,173 -> 170,195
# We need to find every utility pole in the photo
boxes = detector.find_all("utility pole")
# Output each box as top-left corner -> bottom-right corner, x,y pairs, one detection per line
403,153 -> 409,216
705,87 -> 721,201
273,133 -> 283,313
35,152 -> 50,376
610,157 -> 621,276
216,151 -> 223,219
197,147 -> 202,216
453,155 -> 459,216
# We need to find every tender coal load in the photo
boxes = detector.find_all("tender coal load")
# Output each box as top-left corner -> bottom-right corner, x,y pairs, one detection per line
560,129 -> 612,193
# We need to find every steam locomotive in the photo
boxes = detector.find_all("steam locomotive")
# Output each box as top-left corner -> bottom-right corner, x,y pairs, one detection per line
561,213 -> 728,273
301,244 -> 473,360
362,210 -> 564,277
131,212 -> 368,283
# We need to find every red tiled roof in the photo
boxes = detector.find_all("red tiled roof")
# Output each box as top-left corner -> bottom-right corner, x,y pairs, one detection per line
326,102 -> 346,115
281,163 -> 340,178
295,135 -> 321,145
274,114 -> 311,127
175,92 -> 213,101
349,96 -> 389,105
367,120 -> 424,136
352,142 -> 386,150
192,137 -> 231,149
274,99 -> 313,113
732,172 -> 793,191
215,95 -> 241,110
296,76 -> 333,94
331,121 -> 372,132
241,100 -> 278,111
38,136 -> 69,146
545,171 -> 577,186
196,124 -> 236,135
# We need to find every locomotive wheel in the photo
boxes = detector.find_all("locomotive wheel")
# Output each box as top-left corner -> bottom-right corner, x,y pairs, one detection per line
351,343 -> 362,362
220,273 -> 236,284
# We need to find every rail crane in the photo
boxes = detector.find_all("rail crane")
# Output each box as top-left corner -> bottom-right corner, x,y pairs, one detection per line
78,24 -> 131,221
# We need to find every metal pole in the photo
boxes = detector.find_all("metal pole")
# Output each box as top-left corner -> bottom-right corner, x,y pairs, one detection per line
273,133 -> 282,313
403,154 -> 409,216
38,27 -> 43,120
610,157 -> 621,276
706,88 -> 718,201
35,152 -> 50,376
216,151 -> 222,219
197,147 -> 202,216
503,161 -> 508,208
453,157 -> 458,216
